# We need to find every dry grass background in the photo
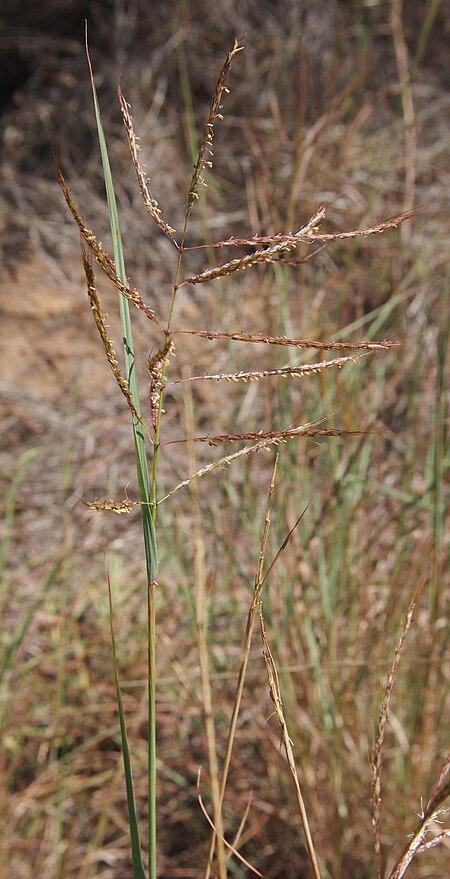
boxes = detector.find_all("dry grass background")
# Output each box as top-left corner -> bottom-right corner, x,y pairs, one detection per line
0,1 -> 449,877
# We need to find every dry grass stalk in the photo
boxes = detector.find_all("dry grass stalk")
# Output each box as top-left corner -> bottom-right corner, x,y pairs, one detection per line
387,747 -> 450,879
389,753 -> 450,879
391,0 -> 416,247
259,607 -> 322,879
197,770 -> 263,878
432,751 -> 450,802
371,581 -> 424,879
416,830 -> 450,854
203,456 -> 278,879
183,384 -> 227,879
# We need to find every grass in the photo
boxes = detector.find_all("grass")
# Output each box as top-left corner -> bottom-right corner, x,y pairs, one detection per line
1,5 -> 449,879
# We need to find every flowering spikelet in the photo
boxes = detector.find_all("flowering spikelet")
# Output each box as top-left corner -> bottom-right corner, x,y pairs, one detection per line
179,228 -> 313,286
166,426 -> 374,446
83,497 -> 140,514
184,209 -> 414,251
178,329 -> 399,351
82,249 -> 140,422
185,38 -> 243,222
148,337 -> 175,431
178,209 -> 413,287
118,85 -> 178,245
58,170 -> 160,325
170,352 -> 371,385
178,208 -> 324,286
159,421 -> 372,503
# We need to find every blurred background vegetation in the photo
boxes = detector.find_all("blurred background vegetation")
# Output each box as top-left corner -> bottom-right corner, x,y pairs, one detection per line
0,1 -> 449,878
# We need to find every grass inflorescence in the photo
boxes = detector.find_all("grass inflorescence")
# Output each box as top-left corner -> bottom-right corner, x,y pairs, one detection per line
54,29 -> 449,879
1,6 -> 449,879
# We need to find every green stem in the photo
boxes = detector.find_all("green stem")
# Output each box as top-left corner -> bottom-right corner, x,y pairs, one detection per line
148,579 -> 157,879
87,38 -> 158,876
150,243 -> 185,516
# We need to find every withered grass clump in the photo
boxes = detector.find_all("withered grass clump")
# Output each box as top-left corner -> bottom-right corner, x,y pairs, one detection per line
54,31 -> 450,879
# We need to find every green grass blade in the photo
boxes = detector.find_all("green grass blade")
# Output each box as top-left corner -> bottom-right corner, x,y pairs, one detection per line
86,32 -> 158,879
86,35 -> 157,582
0,449 -> 41,577
108,572 -> 147,879
0,559 -> 60,688
430,280 -> 449,621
